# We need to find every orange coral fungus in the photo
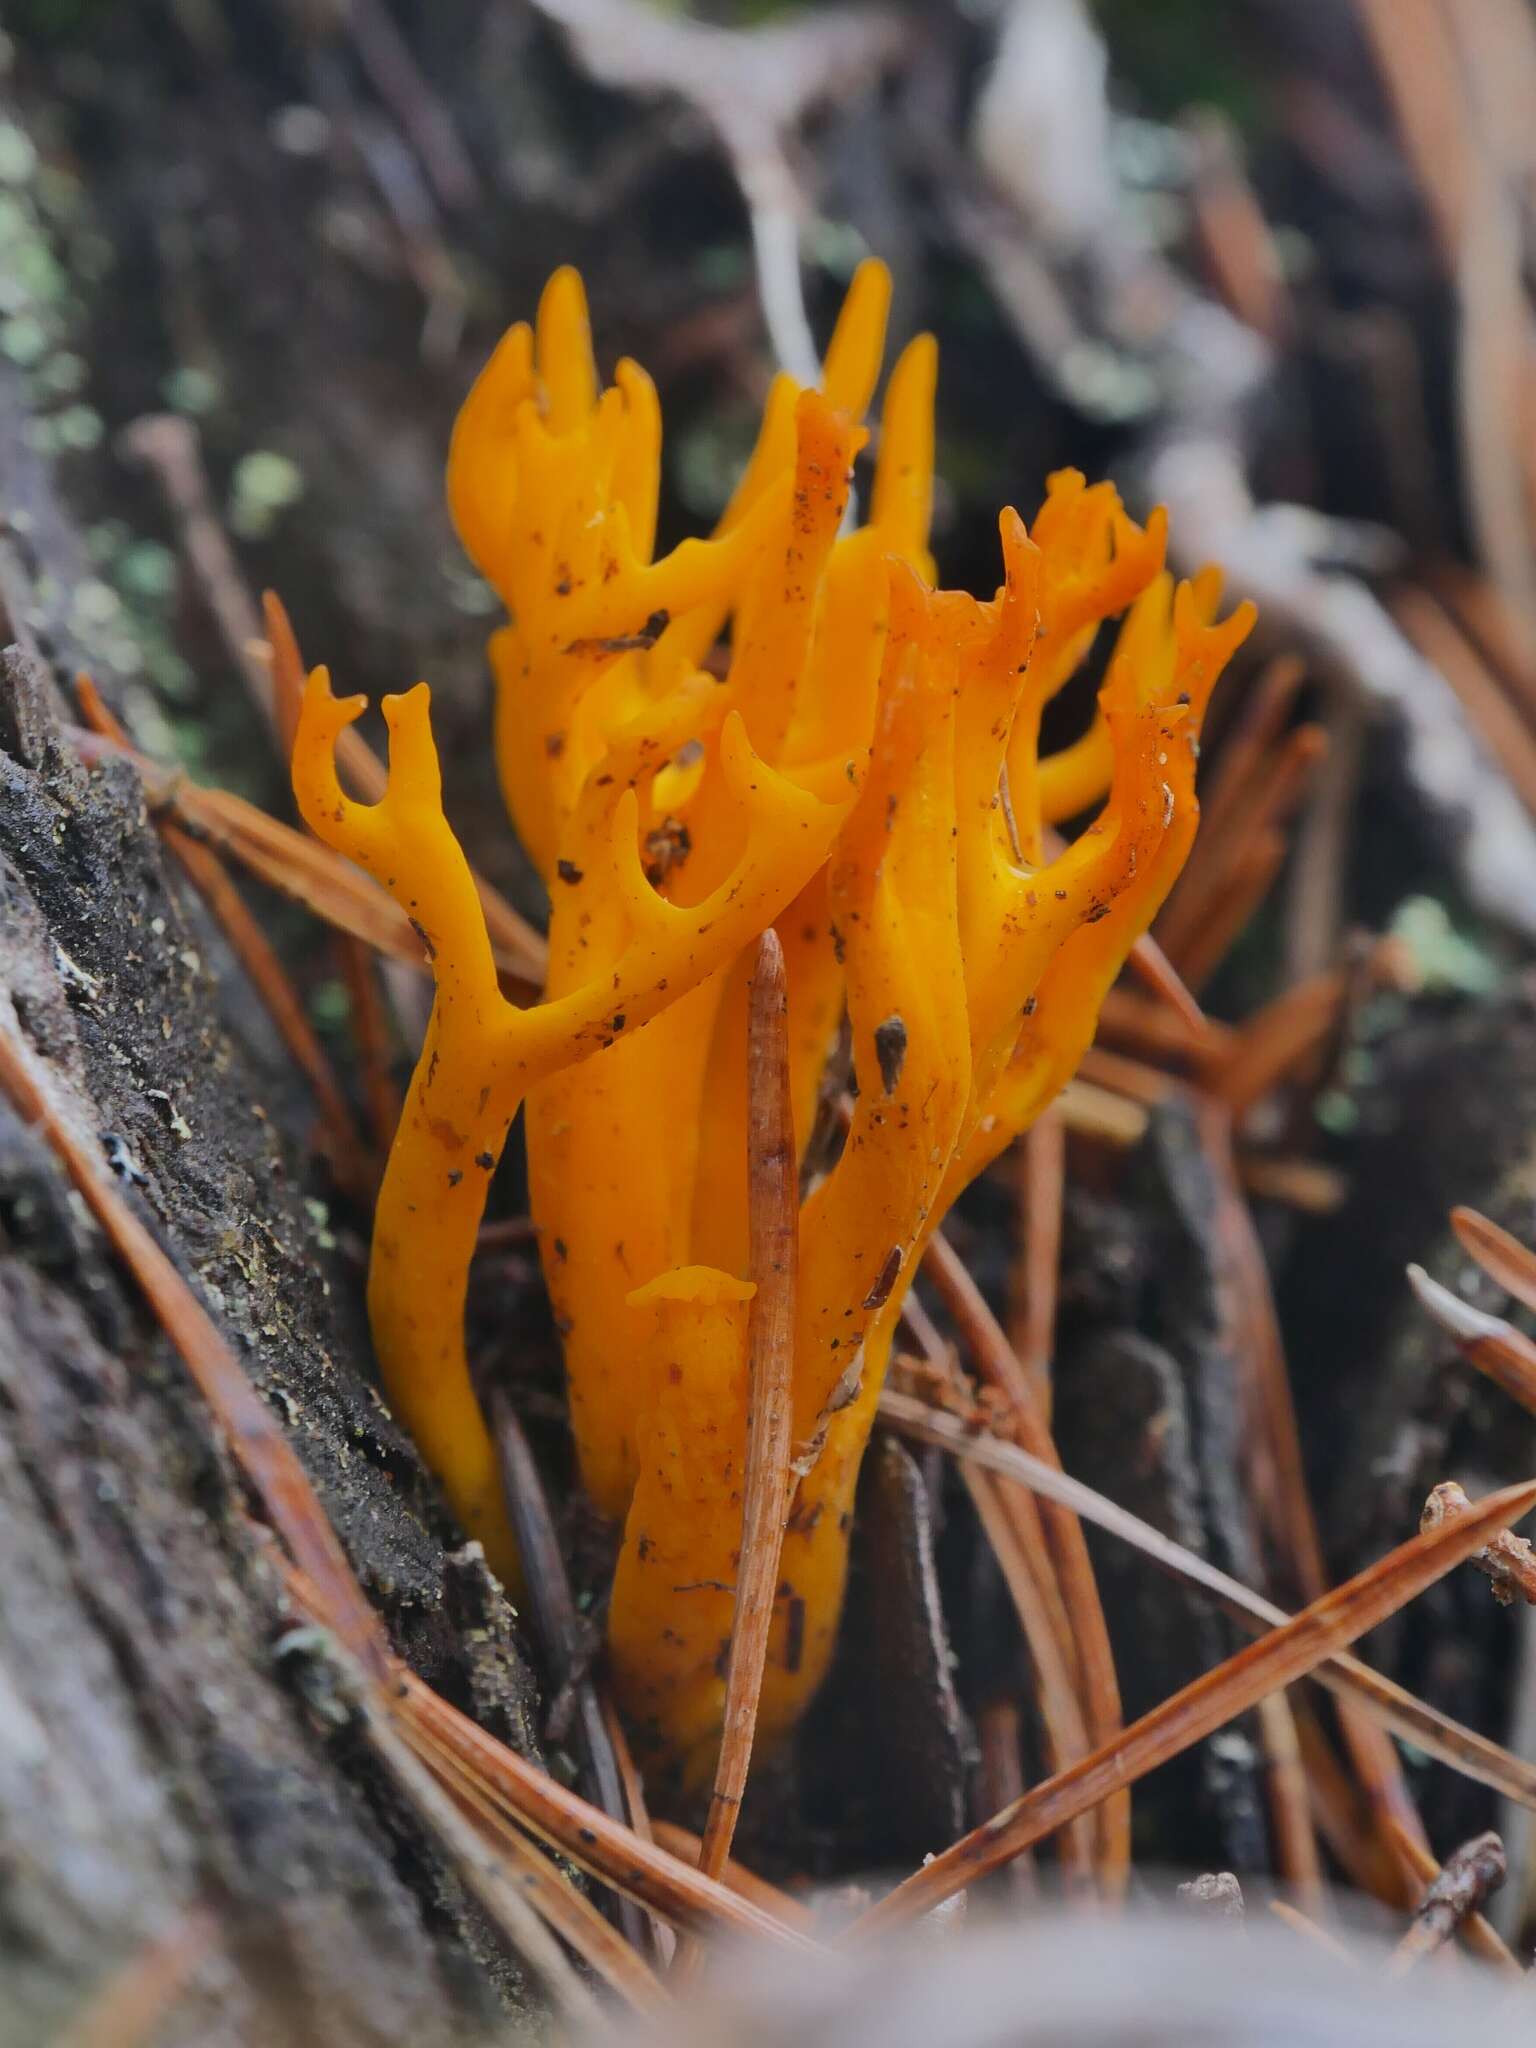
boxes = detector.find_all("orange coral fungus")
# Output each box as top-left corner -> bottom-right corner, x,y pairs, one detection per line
293,260 -> 1253,1774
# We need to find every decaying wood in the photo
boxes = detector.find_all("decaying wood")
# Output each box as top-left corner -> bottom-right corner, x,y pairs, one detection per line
0,644 -> 545,2039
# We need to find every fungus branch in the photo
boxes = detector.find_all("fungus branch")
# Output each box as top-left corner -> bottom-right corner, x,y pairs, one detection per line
292,259 -> 1252,1776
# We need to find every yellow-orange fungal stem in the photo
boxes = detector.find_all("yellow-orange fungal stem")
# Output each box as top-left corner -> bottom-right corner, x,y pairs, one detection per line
293,657 -> 852,1582
299,257 -> 1254,1777
607,1268 -> 759,1764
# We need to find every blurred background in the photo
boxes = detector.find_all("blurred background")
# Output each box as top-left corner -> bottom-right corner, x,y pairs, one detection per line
7,0 -> 1535,953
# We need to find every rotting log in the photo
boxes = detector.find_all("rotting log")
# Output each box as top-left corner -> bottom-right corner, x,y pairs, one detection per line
0,635 -> 545,2039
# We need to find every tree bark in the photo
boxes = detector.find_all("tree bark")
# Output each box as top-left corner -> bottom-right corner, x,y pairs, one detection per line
0,401 -> 545,2046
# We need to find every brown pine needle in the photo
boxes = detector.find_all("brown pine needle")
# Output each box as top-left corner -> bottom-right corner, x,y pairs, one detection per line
1210,969 -> 1349,1115
1198,653 -> 1309,851
922,1228 -> 1130,1893
56,1908 -> 217,2048
976,1699 -> 1037,1900
696,931 -> 798,1891
963,1465 -> 1099,1885
1126,931 -> 1209,1035
1186,109 -> 1292,345
1197,1101 -> 1425,1883
67,725 -> 447,966
1007,1110 -> 1064,1420
391,1666 -> 815,1950
1160,722 -> 1327,985
897,1281 -> 1089,1823
262,590 -> 384,802
1408,1264 -> 1536,1410
262,589 -> 311,765
651,1821 -> 815,1929
1055,1076 -> 1150,1148
1451,1206 -> 1536,1317
1428,560 -> 1536,732
1234,1155 -> 1346,1215
846,1475 -> 1536,1932
1292,1698 -> 1408,1901
1176,829 -> 1289,992
602,1689 -> 657,1848
599,1690 -> 675,1964
1078,1042 -> 1174,1107
336,933 -> 401,1153
1393,587 -> 1536,823
878,1388 -> 1536,1812
1266,1899 -> 1359,1965
275,1557 -> 811,1955
1159,715 -> 1323,957
1256,1688 -> 1327,1911
1096,985 -> 1233,1067
385,1690 -> 664,2013
358,1683 -> 613,2022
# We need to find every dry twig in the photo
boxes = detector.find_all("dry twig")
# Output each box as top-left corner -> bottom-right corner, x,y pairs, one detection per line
1388,1829 -> 1508,1977
1175,1871 -> 1244,1920
528,0 -> 907,383
696,932 -> 798,1887
1423,1480 -> 1536,1608
1385,1818 -> 1521,1974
